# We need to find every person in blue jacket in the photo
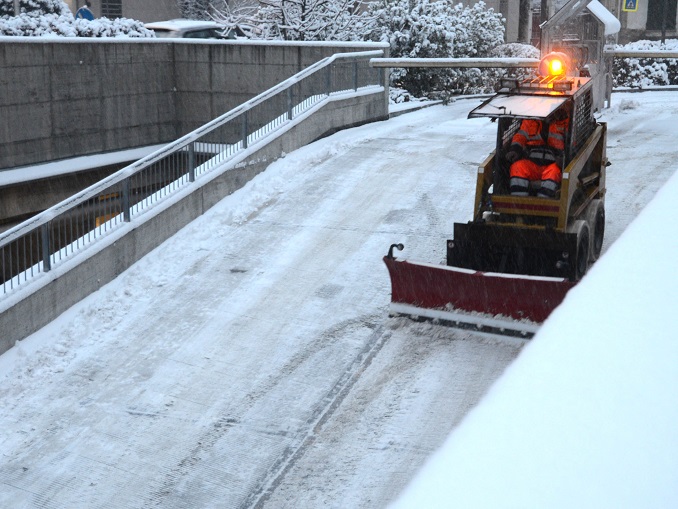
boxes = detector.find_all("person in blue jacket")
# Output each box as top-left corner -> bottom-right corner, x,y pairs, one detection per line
75,1 -> 94,20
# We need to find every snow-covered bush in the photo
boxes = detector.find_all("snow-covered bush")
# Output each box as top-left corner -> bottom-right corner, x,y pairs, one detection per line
362,0 -> 505,100
0,0 -> 15,17
389,86 -> 429,103
479,42 -> 540,91
0,12 -> 77,35
489,42 -> 539,60
616,98 -> 640,111
0,0 -> 154,37
613,39 -> 678,88
20,0 -> 69,16
74,17 -> 153,38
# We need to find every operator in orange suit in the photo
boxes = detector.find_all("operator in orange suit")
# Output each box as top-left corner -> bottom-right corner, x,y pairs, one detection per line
505,108 -> 570,198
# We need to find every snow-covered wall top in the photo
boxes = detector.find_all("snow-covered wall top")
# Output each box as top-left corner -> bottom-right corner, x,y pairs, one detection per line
0,35 -> 389,47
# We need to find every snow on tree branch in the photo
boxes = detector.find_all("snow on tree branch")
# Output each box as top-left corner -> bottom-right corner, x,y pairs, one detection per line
213,0 -> 371,41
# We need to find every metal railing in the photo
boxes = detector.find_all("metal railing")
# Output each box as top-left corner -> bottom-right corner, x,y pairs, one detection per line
0,49 -> 385,298
369,51 -> 678,69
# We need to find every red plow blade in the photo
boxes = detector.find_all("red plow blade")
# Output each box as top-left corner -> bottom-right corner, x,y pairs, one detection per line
384,256 -> 575,335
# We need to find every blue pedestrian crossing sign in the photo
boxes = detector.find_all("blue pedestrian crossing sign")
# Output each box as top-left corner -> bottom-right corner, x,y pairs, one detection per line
622,0 -> 638,12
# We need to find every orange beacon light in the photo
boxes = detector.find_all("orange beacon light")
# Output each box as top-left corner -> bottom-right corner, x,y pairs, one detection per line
539,52 -> 570,77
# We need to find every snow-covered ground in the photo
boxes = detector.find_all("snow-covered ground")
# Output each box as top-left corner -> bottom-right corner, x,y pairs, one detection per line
0,91 -> 676,508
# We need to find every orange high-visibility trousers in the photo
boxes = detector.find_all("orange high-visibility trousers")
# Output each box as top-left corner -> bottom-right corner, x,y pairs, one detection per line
509,159 -> 562,183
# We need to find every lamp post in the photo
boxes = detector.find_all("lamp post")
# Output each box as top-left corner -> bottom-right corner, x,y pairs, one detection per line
541,0 -> 550,24
519,0 -> 531,42
661,0 -> 668,44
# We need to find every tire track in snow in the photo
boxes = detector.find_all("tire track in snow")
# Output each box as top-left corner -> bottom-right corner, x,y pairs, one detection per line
259,320 -> 523,508
240,322 -> 390,509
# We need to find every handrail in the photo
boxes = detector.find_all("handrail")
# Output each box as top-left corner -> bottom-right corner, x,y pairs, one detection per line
3,49 -> 385,244
370,51 -> 678,69
605,50 -> 678,58
370,57 -> 540,68
0,49 -> 385,296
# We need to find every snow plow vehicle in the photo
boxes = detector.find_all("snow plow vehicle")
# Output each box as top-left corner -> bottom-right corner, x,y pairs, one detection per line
384,51 -> 609,338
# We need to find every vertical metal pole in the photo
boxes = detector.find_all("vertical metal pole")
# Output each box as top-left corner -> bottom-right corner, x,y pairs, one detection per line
8,242 -> 13,289
22,236 -> 26,282
188,142 -> 196,182
500,0 -> 509,43
326,64 -> 332,96
661,0 -> 668,44
540,0 -> 550,50
518,0 -> 531,43
287,87 -> 294,120
242,111 -> 249,149
41,223 -> 51,272
29,231 -> 34,275
354,60 -> 359,91
122,179 -> 131,222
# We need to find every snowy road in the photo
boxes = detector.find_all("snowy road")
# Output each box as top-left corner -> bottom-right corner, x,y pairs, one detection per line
1,92 -> 676,508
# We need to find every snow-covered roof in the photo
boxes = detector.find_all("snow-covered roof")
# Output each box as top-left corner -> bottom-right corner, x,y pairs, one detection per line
143,19 -> 224,32
468,94 -> 568,119
587,0 -> 621,36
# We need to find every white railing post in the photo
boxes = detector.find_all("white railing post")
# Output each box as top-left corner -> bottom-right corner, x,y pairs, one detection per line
122,179 -> 131,222
354,60 -> 359,91
242,111 -> 249,149
41,223 -> 51,272
188,142 -> 196,182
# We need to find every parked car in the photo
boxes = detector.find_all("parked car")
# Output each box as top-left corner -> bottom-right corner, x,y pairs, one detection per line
144,19 -> 243,40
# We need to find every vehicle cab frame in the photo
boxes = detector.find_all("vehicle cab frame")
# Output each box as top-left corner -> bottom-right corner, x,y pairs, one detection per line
448,54 -> 608,281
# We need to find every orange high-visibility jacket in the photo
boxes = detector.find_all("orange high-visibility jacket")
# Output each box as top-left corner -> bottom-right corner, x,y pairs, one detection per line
512,118 -> 569,152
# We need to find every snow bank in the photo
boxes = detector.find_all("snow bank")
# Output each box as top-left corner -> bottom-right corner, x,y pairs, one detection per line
391,170 -> 678,507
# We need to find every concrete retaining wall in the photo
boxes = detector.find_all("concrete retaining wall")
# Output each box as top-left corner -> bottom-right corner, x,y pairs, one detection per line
0,39 -> 386,170
0,91 -> 388,354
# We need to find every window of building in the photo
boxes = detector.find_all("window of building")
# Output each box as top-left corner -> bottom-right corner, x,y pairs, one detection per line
101,0 -> 122,19
647,0 -> 676,31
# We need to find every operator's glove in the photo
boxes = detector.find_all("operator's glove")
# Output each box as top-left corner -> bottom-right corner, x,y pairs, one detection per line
505,149 -> 520,163
505,144 -> 524,164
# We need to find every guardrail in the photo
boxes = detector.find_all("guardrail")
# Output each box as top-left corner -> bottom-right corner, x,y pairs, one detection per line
0,49 -> 385,299
369,57 -> 540,69
369,51 -> 678,69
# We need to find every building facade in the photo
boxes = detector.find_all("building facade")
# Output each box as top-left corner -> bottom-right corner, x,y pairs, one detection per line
480,0 -> 677,46
64,0 -> 181,22
611,0 -> 677,43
